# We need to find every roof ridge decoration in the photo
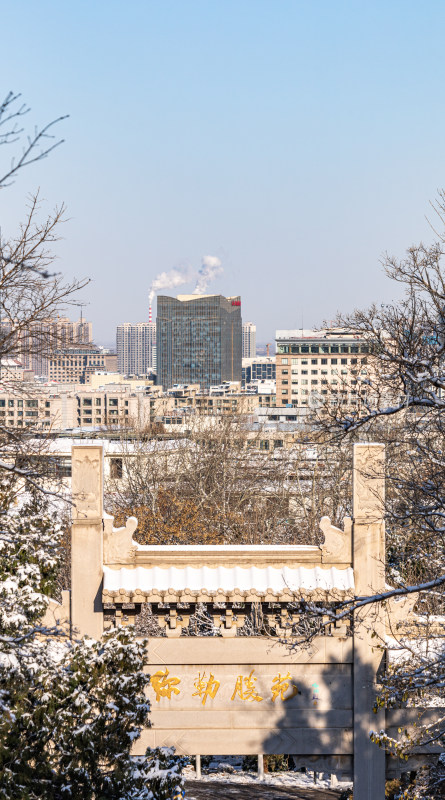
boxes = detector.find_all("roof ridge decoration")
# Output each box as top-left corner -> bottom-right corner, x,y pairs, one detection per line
103,512 -> 138,563
319,516 -> 352,563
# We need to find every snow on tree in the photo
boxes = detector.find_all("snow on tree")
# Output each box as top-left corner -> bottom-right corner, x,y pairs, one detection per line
310,197 -> 445,772
0,484 -> 186,799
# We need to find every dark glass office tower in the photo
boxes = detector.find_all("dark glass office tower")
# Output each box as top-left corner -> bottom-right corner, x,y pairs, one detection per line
157,294 -> 242,390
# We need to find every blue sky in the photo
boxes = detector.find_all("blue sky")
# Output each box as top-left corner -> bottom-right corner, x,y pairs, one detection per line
2,1 -> 445,344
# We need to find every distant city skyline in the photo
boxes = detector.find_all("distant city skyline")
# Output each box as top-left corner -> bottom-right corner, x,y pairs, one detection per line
2,2 -> 445,344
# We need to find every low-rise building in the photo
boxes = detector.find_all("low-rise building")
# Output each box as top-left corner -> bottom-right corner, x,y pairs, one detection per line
242,356 -> 276,386
275,329 -> 371,408
48,347 -> 107,384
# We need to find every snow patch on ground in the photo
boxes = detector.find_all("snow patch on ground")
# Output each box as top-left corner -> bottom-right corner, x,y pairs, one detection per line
184,765 -> 352,792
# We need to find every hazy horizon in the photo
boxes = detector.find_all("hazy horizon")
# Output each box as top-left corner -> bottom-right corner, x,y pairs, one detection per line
2,1 -> 445,344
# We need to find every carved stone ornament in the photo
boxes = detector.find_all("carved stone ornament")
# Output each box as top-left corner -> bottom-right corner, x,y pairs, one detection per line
41,590 -> 70,632
319,516 -> 352,563
103,512 -> 139,564
72,451 -> 102,520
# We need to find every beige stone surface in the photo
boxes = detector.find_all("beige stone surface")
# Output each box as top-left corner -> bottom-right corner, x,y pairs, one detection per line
144,637 -> 353,666
135,726 -> 354,756
352,443 -> 386,799
71,445 -> 104,638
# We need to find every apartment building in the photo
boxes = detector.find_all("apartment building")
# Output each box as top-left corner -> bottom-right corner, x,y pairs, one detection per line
116,322 -> 156,376
275,329 -> 370,408
245,379 -> 276,407
5,316 -> 93,377
242,321 -> 256,358
166,382 -> 258,415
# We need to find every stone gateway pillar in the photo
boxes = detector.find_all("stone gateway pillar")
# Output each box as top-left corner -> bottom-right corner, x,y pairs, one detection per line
352,443 -> 386,799
71,445 -> 104,639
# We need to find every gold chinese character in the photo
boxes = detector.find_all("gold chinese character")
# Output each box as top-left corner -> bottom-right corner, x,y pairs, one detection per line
271,672 -> 299,702
150,668 -> 181,701
192,671 -> 220,705
231,669 -> 263,702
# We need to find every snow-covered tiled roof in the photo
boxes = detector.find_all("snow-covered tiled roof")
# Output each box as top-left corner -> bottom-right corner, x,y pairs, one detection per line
102,564 -> 354,602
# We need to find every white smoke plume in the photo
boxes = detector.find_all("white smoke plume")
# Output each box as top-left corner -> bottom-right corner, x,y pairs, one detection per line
193,255 -> 223,294
148,267 -> 191,307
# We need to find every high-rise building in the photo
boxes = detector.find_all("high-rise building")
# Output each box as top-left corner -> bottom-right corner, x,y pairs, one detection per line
1,316 -> 93,377
157,294 -> 242,390
242,322 -> 256,358
116,322 -> 156,376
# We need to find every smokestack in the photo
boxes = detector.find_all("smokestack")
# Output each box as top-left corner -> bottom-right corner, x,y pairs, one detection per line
149,306 -> 152,323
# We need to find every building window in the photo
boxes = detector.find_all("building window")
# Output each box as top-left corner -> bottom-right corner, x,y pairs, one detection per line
311,359 -> 318,364
281,358 -> 288,365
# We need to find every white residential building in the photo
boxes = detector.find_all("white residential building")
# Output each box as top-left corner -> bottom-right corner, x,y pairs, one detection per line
242,321 -> 256,358
116,322 -> 156,376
